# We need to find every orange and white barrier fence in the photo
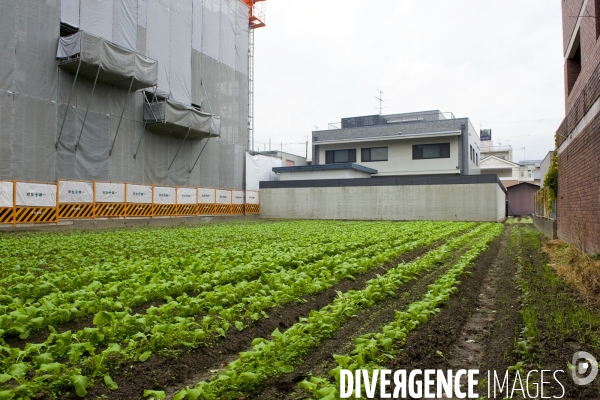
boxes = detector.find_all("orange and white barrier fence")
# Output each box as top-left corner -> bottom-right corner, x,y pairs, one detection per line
0,180 -> 259,226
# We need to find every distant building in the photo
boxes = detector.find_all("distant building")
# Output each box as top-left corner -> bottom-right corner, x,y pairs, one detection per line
480,155 -> 520,186
479,129 -> 513,161
538,151 -> 554,188
256,151 -> 307,167
556,1 -> 600,253
517,160 -> 542,186
309,110 -> 481,177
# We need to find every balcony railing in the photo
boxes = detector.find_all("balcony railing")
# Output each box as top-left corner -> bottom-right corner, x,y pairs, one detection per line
325,111 -> 456,130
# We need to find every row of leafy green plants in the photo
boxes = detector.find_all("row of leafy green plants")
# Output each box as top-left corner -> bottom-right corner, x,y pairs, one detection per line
159,223 -> 501,400
1,221 -> 441,339
0,221 -> 468,399
300,223 -> 503,399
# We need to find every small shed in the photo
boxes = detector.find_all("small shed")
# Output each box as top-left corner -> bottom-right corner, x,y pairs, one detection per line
506,182 -> 540,216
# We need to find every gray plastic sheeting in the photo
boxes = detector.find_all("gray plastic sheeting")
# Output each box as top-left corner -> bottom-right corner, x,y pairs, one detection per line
57,31 -> 158,90
113,0 -> 138,52
61,0 -> 80,28
144,100 -> 221,139
1,0 -> 249,190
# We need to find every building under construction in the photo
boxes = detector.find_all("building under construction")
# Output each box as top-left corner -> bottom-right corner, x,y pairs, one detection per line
0,0 -> 265,190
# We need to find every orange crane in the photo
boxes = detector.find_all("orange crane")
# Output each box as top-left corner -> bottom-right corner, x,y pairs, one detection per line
240,0 -> 266,151
240,0 -> 266,29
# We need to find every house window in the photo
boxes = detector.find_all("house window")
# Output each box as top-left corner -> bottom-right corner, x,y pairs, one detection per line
325,149 -> 356,164
476,153 -> 479,166
470,145 -> 473,161
285,160 -> 295,166
567,30 -> 581,95
412,143 -> 450,160
361,147 -> 388,162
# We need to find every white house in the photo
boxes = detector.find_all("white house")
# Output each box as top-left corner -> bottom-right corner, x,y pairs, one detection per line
306,110 -> 481,177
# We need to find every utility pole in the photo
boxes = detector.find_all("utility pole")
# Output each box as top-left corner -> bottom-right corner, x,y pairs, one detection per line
305,135 -> 309,159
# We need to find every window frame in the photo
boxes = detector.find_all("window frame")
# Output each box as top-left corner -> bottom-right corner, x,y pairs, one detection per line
361,147 -> 388,162
412,143 -> 451,160
325,149 -> 357,164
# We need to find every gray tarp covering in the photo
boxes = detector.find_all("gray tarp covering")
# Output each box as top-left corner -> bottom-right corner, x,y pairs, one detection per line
144,100 -> 221,139
57,31 -> 158,91
1,0 -> 247,190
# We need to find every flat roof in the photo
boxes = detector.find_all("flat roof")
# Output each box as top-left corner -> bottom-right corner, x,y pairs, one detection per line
272,162 -> 378,174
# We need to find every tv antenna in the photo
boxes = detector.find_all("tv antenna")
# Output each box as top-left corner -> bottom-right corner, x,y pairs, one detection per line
375,90 -> 385,115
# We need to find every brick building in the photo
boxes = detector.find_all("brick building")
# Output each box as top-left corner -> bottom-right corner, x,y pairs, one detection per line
556,0 -> 600,253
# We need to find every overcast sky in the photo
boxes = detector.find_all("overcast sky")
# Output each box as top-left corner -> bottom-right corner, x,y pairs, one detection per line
252,0 -> 565,162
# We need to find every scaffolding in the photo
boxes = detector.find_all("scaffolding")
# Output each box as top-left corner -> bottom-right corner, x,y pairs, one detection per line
240,0 -> 267,152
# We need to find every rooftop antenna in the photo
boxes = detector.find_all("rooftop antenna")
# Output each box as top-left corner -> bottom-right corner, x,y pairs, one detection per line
375,90 -> 384,115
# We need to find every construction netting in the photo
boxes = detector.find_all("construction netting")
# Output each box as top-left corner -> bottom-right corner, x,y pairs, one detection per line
0,0 -> 249,191
57,31 -> 158,90
144,100 -> 221,139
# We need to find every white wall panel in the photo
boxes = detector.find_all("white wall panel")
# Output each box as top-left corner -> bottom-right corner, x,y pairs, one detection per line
126,184 -> 152,203
220,0 -> 236,70
0,181 -> 13,207
202,0 -> 220,61
58,181 -> 93,203
192,0 -> 203,52
113,0 -> 137,51
95,182 -> 125,202
61,0 -> 80,27
138,0 -> 148,28
169,11 -> 192,103
147,0 -> 171,96
81,0 -> 114,41
16,183 -> 56,207
198,187 -> 215,203
154,186 -> 176,204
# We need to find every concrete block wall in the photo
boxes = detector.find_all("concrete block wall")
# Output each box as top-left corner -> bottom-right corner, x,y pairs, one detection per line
260,183 -> 506,222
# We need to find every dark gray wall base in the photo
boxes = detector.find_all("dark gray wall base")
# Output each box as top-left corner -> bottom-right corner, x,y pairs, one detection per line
0,215 -> 260,233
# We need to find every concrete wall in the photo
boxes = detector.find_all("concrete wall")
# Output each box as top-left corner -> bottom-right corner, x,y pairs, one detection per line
533,215 -> 558,240
316,136 -> 461,176
260,183 -> 505,222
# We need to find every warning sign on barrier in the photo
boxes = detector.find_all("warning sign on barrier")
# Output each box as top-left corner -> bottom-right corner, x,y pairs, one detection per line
216,190 -> 232,205
154,186 -> 176,204
59,181 -> 93,204
178,188 -> 197,204
232,191 -> 245,205
16,183 -> 56,207
127,184 -> 152,204
96,183 -> 125,203
0,182 -> 13,208
246,191 -> 259,205
198,188 -> 216,204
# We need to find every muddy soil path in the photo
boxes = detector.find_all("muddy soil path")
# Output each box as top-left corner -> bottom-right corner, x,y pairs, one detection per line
68,235 -> 451,400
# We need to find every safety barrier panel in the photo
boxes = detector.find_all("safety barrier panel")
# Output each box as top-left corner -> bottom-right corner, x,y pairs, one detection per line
245,204 -> 260,214
198,204 -> 216,215
0,180 -> 259,225
95,203 -> 126,218
127,203 -> 154,217
154,204 -> 178,216
58,203 -> 95,219
245,190 -> 260,215
0,181 -> 13,224
14,182 -> 57,225
95,182 -> 126,218
177,204 -> 198,216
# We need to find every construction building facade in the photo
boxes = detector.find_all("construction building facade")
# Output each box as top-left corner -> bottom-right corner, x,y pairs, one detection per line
0,0 -> 259,190
557,0 -> 600,253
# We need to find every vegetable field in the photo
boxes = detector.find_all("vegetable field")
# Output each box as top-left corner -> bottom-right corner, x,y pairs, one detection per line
0,220 -> 504,399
